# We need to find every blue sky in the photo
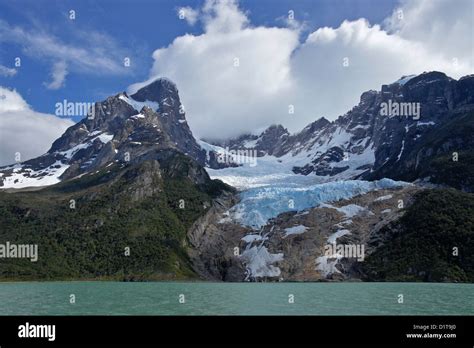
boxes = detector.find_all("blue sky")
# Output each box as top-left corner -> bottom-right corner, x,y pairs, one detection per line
0,0 -> 398,118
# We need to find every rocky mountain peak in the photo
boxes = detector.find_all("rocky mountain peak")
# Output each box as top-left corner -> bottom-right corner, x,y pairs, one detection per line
260,124 -> 289,138
303,117 -> 331,133
360,90 -> 378,103
209,71 -> 474,183
2,71 -> 473,190
128,78 -> 209,165
130,78 -> 179,105
404,71 -> 451,87
0,77 -> 227,188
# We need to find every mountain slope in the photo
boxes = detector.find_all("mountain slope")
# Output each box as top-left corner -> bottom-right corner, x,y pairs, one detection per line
0,148 -> 232,280
1,72 -> 473,282
0,77 -> 235,280
360,189 -> 474,282
0,78 -> 226,189
207,72 -> 474,189
367,110 -> 474,191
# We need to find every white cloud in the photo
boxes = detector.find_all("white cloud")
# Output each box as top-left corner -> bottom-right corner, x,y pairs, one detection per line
202,0 -> 249,33
0,64 -> 16,77
289,17 -> 465,126
177,6 -> 200,26
130,0 -> 299,139
0,87 -> 28,113
0,87 -> 74,166
44,61 -> 68,90
384,0 -> 474,68
132,0 -> 474,140
0,19 -> 130,87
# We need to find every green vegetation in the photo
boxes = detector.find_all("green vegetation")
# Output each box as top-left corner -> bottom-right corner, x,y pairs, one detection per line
423,151 -> 474,192
413,111 -> 474,192
362,189 -> 474,282
370,111 -> 474,192
413,112 -> 473,189
0,157 -> 230,281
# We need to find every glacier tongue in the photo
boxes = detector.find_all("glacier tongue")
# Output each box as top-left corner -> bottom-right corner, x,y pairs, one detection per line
226,178 -> 408,229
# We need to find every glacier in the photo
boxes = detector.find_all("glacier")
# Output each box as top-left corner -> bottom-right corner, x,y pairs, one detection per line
203,133 -> 376,191
226,178 -> 408,229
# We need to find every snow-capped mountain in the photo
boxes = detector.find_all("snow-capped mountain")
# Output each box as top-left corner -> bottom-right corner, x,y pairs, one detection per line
0,78 -> 227,188
1,72 -> 473,283
209,124 -> 292,157
207,72 -> 474,186
2,71 -> 473,192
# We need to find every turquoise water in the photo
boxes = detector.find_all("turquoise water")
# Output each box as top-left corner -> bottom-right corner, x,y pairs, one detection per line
0,282 -> 472,315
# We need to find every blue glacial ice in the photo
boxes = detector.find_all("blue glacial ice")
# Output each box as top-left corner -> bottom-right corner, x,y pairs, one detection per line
228,178 -> 408,229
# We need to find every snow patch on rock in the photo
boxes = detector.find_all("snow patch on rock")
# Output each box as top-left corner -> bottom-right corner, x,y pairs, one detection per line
375,194 -> 393,201
119,94 -> 159,112
240,245 -> 283,280
283,225 -> 307,237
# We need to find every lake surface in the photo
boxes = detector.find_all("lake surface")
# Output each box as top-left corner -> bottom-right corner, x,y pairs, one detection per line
0,282 -> 473,315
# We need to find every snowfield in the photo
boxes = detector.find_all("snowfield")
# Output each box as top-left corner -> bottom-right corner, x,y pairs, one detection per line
0,161 -> 70,189
201,126 -> 378,191
0,131 -> 115,189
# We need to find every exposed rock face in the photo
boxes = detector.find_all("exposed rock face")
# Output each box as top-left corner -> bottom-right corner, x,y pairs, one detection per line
207,72 -> 474,189
120,159 -> 163,202
365,74 -> 474,190
0,78 -> 226,188
189,185 -> 421,282
260,185 -> 421,281
1,72 -> 472,282
130,79 -> 207,166
208,124 -> 291,157
254,125 -> 291,156
187,191 -> 247,281
3,71 -> 472,191
277,117 -> 331,157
